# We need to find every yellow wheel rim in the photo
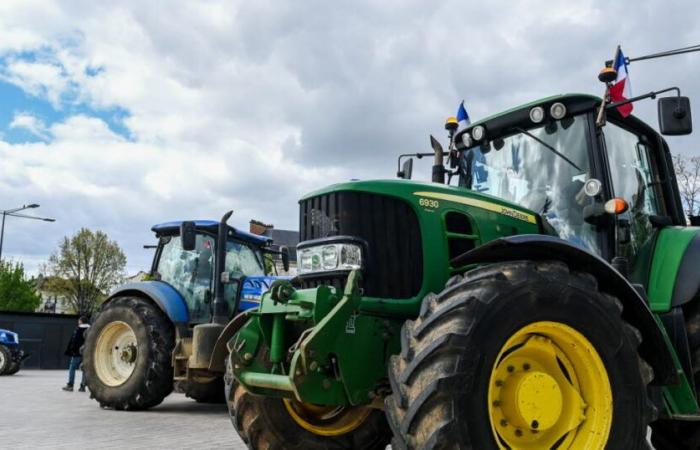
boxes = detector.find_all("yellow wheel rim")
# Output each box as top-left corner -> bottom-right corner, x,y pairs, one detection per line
94,321 -> 138,387
283,399 -> 372,437
488,321 -> 612,449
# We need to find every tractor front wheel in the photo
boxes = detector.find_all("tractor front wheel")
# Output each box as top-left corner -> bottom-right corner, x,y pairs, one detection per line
386,261 -> 655,449
224,359 -> 390,449
0,345 -> 11,375
185,377 -> 225,403
83,296 -> 175,410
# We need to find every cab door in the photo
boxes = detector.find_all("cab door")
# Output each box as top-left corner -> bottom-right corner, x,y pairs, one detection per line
155,233 -> 215,324
601,120 -> 669,287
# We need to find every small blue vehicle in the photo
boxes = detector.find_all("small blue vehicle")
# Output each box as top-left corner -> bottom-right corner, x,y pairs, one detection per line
83,212 -> 292,408
0,328 -> 29,375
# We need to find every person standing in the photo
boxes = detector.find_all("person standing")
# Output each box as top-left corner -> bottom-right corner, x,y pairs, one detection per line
62,316 -> 90,392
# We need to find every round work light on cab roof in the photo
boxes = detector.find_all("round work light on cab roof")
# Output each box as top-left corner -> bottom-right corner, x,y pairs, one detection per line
550,102 -> 567,120
471,125 -> 485,141
529,106 -> 545,123
461,133 -> 473,148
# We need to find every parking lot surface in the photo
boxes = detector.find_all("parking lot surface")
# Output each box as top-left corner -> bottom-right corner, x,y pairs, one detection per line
0,370 -> 247,449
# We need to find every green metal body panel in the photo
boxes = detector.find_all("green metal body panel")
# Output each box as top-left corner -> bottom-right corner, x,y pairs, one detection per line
301,179 -> 540,318
647,226 -> 700,312
228,93 -> 699,420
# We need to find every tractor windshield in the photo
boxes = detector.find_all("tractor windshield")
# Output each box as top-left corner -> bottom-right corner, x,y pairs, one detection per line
459,114 -> 600,254
156,234 -> 265,323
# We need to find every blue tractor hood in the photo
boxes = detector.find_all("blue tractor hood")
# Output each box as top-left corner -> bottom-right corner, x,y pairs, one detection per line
151,220 -> 271,246
0,329 -> 19,346
239,275 -> 291,311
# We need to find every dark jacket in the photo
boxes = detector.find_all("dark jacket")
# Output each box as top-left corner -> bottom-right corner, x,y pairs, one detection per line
64,324 -> 90,357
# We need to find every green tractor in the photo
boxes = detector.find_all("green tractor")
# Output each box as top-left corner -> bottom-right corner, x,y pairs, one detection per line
223,86 -> 700,447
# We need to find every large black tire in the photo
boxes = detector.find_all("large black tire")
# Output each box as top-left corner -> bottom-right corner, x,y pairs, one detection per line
386,261 -> 655,450
651,300 -> 700,450
83,296 -> 175,410
5,361 -> 20,375
224,359 -> 391,450
185,377 -> 225,403
0,345 -> 11,375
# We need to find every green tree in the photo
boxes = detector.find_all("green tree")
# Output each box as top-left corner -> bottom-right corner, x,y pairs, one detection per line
0,260 -> 42,312
44,228 -> 127,316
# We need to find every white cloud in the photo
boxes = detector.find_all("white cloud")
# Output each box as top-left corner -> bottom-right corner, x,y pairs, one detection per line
9,112 -> 49,140
0,0 -> 700,275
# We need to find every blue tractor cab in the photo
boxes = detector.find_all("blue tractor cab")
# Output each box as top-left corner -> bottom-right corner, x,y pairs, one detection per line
84,212 -> 293,407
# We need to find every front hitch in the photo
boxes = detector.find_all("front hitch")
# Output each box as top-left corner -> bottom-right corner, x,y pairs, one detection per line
228,270 -> 400,406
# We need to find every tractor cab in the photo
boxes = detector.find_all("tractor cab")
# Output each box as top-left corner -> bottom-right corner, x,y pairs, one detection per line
149,219 -> 273,323
446,92 -> 692,289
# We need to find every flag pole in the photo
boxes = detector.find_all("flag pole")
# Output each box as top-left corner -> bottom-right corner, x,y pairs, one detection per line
596,45 -> 621,127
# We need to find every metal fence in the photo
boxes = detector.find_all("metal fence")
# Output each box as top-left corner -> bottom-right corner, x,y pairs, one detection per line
0,311 -> 79,369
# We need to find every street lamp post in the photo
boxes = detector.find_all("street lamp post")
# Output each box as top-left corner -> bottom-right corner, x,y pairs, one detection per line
0,204 -> 55,261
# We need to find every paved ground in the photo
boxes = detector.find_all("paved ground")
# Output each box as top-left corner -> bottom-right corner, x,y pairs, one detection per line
0,370 -> 247,449
0,370 -> 658,449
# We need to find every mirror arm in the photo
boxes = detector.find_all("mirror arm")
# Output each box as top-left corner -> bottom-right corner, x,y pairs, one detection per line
607,86 -> 681,111
397,153 -> 433,177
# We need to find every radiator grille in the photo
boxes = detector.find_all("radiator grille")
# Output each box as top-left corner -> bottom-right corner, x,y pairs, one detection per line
299,191 -> 422,299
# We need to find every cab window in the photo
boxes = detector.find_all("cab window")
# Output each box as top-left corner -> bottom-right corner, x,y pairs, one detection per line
156,234 -> 215,323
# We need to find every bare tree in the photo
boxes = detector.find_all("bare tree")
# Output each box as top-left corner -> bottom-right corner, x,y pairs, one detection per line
673,153 -> 700,219
44,228 -> 127,316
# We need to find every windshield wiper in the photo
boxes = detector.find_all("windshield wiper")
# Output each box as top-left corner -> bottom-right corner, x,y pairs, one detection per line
514,127 -> 582,171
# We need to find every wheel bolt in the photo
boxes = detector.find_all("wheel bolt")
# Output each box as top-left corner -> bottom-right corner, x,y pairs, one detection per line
531,420 -> 539,429
495,379 -> 504,387
492,400 -> 501,407
500,419 -> 508,427
515,429 -> 523,437
507,365 -> 514,373
523,363 -> 531,371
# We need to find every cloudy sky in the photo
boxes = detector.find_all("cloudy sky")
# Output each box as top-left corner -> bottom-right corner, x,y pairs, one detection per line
1,0 -> 699,275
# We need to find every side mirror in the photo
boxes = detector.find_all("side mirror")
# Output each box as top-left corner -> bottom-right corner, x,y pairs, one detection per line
180,221 -> 197,251
397,158 -> 413,179
658,96 -> 692,135
280,246 -> 290,272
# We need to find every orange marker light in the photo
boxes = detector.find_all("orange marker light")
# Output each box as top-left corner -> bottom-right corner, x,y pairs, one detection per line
604,198 -> 628,214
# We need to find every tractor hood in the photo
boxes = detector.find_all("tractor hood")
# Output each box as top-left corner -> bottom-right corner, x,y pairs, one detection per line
301,179 -> 540,228
0,329 -> 19,345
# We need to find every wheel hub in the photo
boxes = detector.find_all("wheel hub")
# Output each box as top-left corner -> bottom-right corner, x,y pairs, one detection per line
488,322 -> 612,449
120,344 -> 137,364
499,371 -> 563,431
94,321 -> 138,387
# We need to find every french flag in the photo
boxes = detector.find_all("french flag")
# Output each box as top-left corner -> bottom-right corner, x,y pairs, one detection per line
609,48 -> 633,117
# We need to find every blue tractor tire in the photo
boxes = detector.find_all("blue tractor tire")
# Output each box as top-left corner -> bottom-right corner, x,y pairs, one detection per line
83,296 -> 175,410
0,344 -> 11,375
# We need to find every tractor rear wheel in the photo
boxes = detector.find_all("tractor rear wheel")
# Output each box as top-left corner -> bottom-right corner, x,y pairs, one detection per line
224,359 -> 390,449
0,345 -> 11,374
185,377 -> 225,403
386,261 -> 655,449
83,296 -> 175,410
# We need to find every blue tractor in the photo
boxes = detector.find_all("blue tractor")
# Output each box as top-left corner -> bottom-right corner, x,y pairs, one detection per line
83,212 -> 291,409
0,328 -> 28,375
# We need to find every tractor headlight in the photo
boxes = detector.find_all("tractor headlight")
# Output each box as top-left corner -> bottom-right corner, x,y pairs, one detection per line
297,242 -> 363,275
